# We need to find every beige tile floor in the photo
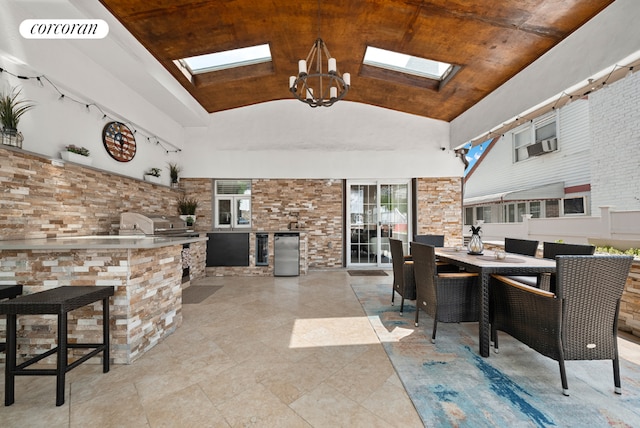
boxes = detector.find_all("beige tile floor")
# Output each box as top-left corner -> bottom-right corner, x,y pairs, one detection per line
1,271 -> 424,427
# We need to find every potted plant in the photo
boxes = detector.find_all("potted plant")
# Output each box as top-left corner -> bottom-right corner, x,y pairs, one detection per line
144,167 -> 162,184
60,144 -> 92,166
0,87 -> 35,149
167,162 -> 181,187
177,195 -> 198,224
185,215 -> 195,227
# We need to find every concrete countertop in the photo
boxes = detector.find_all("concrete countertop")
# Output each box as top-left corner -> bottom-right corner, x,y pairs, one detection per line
206,230 -> 304,234
0,235 -> 208,250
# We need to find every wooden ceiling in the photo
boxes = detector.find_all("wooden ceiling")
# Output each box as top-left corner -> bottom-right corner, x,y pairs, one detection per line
98,0 -> 614,122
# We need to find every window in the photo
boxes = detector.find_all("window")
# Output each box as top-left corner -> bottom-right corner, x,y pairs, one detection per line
513,114 -> 558,162
363,46 -> 454,81
464,207 -> 474,225
545,200 -> 560,218
505,204 -> 516,223
475,206 -> 492,223
215,179 -> 251,228
176,44 -> 272,75
530,201 -> 541,218
517,203 -> 527,222
513,127 -> 532,162
563,197 -> 586,215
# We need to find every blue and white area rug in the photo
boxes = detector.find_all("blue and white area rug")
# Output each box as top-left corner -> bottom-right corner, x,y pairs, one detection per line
352,283 -> 640,427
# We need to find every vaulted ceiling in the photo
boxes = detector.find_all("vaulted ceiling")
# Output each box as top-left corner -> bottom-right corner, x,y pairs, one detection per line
98,0 -> 614,122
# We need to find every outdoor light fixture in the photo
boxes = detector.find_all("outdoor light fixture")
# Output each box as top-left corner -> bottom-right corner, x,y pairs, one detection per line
289,1 -> 350,107
289,38 -> 350,108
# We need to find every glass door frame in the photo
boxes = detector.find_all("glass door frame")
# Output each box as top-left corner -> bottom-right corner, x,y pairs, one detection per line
346,179 -> 412,267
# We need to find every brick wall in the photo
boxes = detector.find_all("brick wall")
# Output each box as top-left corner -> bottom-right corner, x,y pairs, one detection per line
590,70 -> 640,211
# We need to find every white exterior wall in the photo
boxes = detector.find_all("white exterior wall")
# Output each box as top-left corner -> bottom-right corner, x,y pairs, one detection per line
464,99 -> 591,199
589,70 -> 640,211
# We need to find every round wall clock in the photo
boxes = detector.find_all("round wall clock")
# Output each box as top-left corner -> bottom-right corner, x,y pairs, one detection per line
102,121 -> 136,162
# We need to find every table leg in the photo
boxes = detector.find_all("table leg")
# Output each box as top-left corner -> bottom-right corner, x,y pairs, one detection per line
479,273 -> 490,357
56,312 -> 67,406
103,297 -> 110,373
4,314 -> 16,406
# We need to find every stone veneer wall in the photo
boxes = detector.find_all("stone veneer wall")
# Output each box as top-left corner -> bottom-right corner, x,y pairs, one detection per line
0,146 -> 204,240
187,240 -> 207,282
619,259 -> 640,338
415,177 -> 464,246
206,178 -> 462,275
252,179 -> 343,269
0,245 -> 183,364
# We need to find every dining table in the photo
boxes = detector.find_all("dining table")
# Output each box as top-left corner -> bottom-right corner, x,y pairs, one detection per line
434,247 -> 556,357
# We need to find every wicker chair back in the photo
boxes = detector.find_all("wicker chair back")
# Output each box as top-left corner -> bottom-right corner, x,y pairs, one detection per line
556,255 -> 632,360
542,242 -> 596,293
389,238 -> 416,314
413,234 -> 445,248
504,237 -> 539,256
542,242 -> 595,259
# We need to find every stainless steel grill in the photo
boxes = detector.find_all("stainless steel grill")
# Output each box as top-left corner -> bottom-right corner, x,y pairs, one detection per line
119,212 -> 192,236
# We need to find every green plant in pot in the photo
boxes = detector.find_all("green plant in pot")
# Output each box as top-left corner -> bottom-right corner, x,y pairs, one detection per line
65,144 -> 90,156
0,87 -> 35,149
167,162 -> 181,186
177,195 -> 198,225
147,167 -> 161,177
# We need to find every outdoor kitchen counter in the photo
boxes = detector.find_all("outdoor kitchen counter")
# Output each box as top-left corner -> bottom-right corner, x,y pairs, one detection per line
0,235 -> 208,365
0,234 -> 208,250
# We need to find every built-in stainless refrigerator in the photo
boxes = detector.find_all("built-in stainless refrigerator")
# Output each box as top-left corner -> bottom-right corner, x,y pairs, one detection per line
274,233 -> 300,276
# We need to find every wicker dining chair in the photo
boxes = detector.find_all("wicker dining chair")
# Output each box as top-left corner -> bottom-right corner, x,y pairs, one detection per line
411,242 -> 479,343
541,242 -> 596,292
504,237 -> 539,257
490,255 -> 633,396
390,238 -> 415,315
413,234 -> 445,247
502,238 -> 540,286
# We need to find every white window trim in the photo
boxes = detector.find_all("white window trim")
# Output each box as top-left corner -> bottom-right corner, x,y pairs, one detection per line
214,180 -> 252,229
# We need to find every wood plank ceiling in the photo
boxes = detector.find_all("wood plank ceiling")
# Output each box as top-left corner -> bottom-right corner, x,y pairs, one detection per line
98,0 -> 614,122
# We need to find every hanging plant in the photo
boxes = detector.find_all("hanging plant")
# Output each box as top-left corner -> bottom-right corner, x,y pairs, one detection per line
0,87 -> 35,131
1,87 -> 35,149
167,162 -> 181,184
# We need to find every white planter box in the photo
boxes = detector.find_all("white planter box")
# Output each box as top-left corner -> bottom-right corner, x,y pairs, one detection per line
144,175 -> 162,184
60,151 -> 93,166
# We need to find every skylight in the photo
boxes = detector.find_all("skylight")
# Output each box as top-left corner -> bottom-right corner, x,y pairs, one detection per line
179,44 -> 272,75
363,46 -> 453,81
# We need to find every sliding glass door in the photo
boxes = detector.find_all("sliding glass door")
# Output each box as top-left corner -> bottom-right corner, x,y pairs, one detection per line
347,180 -> 411,267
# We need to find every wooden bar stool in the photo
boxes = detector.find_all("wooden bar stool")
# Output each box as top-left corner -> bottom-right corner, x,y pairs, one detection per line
0,285 -> 23,353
